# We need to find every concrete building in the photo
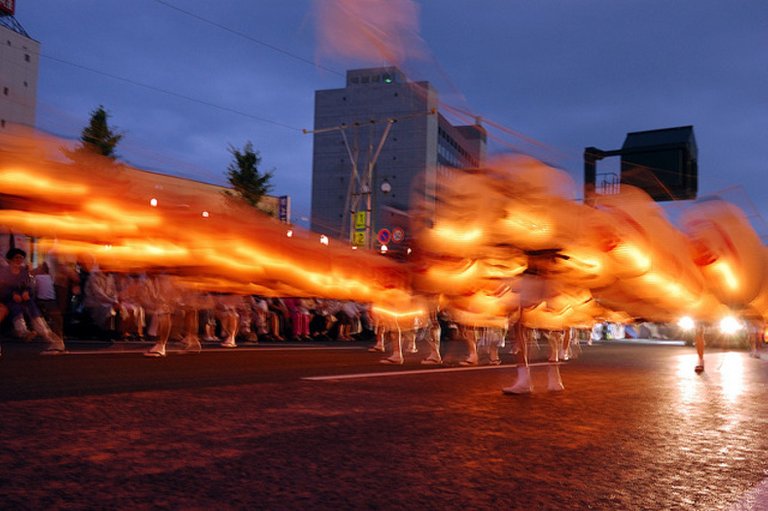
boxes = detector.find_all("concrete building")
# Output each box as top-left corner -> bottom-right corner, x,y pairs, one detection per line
310,66 -> 486,250
0,6 -> 39,130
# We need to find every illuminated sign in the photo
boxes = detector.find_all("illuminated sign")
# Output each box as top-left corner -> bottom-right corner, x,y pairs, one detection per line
354,211 -> 367,230
352,231 -> 367,247
0,0 -> 15,15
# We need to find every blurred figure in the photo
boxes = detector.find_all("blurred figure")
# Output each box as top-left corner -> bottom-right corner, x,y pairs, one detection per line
0,248 -> 65,354
33,261 -> 63,340
83,259 -> 120,340
459,324 -> 478,366
143,274 -> 180,357
419,305 -> 442,365
116,273 -> 146,341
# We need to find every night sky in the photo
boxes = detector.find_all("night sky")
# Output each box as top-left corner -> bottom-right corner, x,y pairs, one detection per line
15,1 -> 768,230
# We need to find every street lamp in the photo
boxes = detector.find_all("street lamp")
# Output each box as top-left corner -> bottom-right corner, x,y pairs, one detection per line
380,178 -> 392,194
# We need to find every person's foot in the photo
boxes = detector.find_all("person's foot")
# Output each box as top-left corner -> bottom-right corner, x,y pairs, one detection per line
221,339 -> 237,348
695,364 -> 704,373
144,343 -> 166,357
40,346 -> 66,356
488,358 -> 502,366
180,336 -> 202,354
502,382 -> 533,394
459,358 -> 478,366
368,345 -> 385,352
380,356 -> 404,365
420,356 -> 442,365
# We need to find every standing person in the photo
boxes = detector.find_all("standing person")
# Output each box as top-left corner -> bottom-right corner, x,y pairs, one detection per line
45,246 -> 80,339
33,261 -> 63,340
0,248 -> 65,354
694,323 -> 705,373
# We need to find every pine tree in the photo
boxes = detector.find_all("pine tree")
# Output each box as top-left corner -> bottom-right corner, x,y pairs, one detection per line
63,105 -> 124,164
224,141 -> 274,209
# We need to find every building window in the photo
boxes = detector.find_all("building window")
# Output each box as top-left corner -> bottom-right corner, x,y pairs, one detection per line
361,76 -> 369,84
24,54 -> 30,62
351,77 -> 359,84
3,87 -> 8,96
23,81 -> 28,87
1,120 -> 5,128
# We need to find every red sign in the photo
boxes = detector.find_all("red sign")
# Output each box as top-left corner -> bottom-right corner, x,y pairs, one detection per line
376,228 -> 391,245
0,0 -> 15,15
392,227 -> 405,243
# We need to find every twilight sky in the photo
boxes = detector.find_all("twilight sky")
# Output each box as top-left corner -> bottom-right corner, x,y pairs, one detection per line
14,1 -> 768,231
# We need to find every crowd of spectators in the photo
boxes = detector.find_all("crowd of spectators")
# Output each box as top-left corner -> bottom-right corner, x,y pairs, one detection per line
0,248 -> 378,354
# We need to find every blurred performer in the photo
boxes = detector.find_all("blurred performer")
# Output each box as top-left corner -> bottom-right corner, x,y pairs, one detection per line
143,274 -> 179,357
503,319 -> 534,394
459,324 -> 479,366
420,305 -> 442,365
503,252 -> 568,394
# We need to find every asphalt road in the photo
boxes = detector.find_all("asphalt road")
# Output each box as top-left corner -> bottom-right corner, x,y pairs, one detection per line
1,339 -> 767,510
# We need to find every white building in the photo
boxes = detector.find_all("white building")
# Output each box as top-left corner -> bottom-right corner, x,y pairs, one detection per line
0,5 -> 39,130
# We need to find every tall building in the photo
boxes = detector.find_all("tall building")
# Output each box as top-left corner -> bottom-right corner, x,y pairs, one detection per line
0,3 -> 39,130
310,66 -> 485,250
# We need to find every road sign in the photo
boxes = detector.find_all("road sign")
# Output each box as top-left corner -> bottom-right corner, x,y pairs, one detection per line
377,228 -> 391,245
354,211 -> 367,230
352,231 -> 367,247
392,227 -> 405,243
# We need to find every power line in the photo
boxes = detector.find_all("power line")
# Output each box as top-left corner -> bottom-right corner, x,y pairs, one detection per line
40,53 -> 304,132
152,0 -> 343,77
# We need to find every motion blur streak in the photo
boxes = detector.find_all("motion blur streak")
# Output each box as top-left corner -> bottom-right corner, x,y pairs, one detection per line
3,128 -> 768,329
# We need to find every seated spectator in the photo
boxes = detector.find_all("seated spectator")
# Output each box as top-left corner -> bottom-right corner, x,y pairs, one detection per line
82,257 -> 120,340
0,248 -> 65,353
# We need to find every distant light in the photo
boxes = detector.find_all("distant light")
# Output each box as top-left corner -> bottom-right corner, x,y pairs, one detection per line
320,235 -> 329,246
719,316 -> 742,335
201,211 -> 210,218
286,229 -> 293,238
406,248 -> 412,255
150,198 -> 158,207
677,316 -> 695,331
351,246 -> 358,250
380,244 -> 388,254
383,73 -> 393,84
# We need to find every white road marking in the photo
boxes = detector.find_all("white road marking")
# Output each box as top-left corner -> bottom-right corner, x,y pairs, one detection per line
302,361 -> 562,381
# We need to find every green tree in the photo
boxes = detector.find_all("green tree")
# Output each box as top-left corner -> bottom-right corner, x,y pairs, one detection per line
63,105 -> 124,164
224,141 -> 274,209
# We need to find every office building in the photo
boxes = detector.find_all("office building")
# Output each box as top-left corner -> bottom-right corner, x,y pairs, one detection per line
310,66 -> 486,249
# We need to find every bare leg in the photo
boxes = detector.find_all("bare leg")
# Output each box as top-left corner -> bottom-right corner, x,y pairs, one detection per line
503,322 -> 533,394
180,308 -> 202,353
547,330 -> 565,391
368,322 -> 386,352
460,326 -> 478,366
380,325 -> 403,364
421,322 -> 442,365
145,312 -> 172,357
